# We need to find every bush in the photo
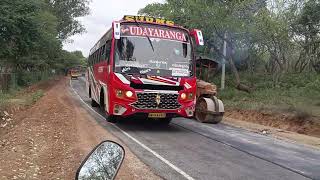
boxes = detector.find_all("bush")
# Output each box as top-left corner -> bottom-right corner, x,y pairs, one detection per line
16,71 -> 52,87
214,72 -> 320,117
0,92 -> 8,106
31,90 -> 44,103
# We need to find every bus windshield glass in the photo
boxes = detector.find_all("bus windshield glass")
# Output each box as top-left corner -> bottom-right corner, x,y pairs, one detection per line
114,24 -> 192,77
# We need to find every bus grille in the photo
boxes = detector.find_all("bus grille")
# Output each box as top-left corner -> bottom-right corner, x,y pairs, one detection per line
132,93 -> 181,110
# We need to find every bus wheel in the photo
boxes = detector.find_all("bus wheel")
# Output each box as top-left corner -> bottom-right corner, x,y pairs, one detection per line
100,92 -> 116,123
106,115 -> 117,123
91,99 -> 99,107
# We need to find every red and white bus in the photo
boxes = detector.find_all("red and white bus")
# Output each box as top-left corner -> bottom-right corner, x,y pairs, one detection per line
87,15 -> 204,123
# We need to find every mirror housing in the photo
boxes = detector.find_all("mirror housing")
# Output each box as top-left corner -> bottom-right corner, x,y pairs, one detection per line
113,22 -> 121,39
76,141 -> 125,180
190,29 -> 204,46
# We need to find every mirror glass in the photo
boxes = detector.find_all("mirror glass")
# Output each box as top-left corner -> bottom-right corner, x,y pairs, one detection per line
77,141 -> 125,180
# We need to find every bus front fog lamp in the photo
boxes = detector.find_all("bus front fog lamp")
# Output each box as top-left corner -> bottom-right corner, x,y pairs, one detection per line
113,104 -> 127,115
114,105 -> 120,114
185,107 -> 194,117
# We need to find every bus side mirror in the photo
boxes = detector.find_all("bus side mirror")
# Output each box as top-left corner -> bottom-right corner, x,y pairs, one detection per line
190,29 -> 204,46
113,22 -> 121,40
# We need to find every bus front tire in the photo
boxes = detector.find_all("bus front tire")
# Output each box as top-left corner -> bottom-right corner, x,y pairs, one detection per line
91,99 -> 99,107
106,115 -> 117,123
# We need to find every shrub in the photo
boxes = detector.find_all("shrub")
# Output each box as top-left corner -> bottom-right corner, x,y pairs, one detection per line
212,72 -> 319,118
31,90 -> 44,103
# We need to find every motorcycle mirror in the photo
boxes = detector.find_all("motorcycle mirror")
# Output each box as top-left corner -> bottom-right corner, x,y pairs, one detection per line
76,141 -> 125,180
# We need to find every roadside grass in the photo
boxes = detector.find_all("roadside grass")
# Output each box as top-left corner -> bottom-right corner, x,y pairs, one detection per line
213,72 -> 320,120
0,89 -> 20,110
1,71 -> 53,111
29,90 -> 44,105
0,89 -> 44,114
0,92 -> 9,110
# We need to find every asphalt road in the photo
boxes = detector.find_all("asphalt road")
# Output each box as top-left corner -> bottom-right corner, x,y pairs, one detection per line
70,77 -> 320,180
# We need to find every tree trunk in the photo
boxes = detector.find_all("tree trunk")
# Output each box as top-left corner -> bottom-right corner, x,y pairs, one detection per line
209,32 -> 253,93
228,56 -> 253,93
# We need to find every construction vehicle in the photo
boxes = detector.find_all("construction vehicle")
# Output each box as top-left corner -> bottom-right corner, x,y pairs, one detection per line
195,57 -> 224,124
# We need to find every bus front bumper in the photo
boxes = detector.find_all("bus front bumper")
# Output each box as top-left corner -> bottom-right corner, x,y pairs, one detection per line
110,101 -> 195,119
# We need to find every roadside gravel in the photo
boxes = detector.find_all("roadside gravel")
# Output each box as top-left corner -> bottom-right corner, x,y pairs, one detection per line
0,77 -> 161,180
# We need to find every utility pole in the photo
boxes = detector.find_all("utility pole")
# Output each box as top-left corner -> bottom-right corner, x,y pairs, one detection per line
221,32 -> 227,90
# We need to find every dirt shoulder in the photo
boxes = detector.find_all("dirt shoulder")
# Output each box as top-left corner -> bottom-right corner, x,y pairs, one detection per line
225,110 -> 320,149
0,77 -> 160,180
226,109 -> 320,137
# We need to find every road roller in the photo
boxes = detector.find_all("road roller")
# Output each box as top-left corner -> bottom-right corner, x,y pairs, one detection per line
195,57 -> 224,124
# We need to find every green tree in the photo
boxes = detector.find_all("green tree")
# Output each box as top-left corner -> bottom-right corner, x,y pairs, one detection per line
291,0 -> 320,73
250,7 -> 292,85
139,0 -> 266,92
71,51 -> 88,67
45,0 -> 90,40
0,0 -> 89,73
0,0 -> 45,71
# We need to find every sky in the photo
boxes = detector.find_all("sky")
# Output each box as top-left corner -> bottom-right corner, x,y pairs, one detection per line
63,0 -> 162,56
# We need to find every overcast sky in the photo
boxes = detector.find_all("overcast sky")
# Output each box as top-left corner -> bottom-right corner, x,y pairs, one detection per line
62,0 -> 162,56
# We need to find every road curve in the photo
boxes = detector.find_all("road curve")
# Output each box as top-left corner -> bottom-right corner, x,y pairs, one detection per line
70,77 -> 320,180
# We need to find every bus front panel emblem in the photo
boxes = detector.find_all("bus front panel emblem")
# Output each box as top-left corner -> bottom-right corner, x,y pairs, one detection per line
155,94 -> 161,106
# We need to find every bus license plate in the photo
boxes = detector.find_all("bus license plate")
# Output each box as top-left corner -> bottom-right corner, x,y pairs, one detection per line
148,113 -> 166,118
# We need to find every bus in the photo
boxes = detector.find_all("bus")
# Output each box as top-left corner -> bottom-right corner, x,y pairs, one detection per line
87,15 -> 204,124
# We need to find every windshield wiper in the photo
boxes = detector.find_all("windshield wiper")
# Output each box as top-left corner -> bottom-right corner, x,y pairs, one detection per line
133,19 -> 155,52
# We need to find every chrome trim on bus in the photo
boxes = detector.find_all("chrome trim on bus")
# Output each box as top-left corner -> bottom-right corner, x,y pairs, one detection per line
137,90 -> 179,94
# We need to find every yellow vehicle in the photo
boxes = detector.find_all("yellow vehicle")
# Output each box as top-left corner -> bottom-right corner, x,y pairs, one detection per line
70,69 -> 81,79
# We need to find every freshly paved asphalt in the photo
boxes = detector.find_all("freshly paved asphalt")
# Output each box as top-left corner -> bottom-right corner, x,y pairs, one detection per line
71,77 -> 320,180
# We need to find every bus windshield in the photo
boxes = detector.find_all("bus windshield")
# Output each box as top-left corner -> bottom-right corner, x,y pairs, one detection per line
114,24 -> 193,77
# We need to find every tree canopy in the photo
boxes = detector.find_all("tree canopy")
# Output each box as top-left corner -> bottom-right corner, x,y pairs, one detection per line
139,0 -> 320,88
0,0 -> 89,73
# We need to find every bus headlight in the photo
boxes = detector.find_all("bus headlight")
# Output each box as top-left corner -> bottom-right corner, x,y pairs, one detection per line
125,91 -> 133,98
181,93 -> 187,100
116,89 -> 134,99
188,93 -> 194,100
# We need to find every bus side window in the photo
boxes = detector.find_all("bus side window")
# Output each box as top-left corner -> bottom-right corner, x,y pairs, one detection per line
92,54 -> 94,65
95,51 -> 98,63
98,49 -> 101,63
93,53 -> 95,64
99,48 -> 103,62
101,45 -> 106,60
105,41 -> 111,63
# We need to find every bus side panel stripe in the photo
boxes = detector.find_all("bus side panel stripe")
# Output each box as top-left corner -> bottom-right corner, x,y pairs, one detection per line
88,68 -> 99,102
115,73 -> 130,84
